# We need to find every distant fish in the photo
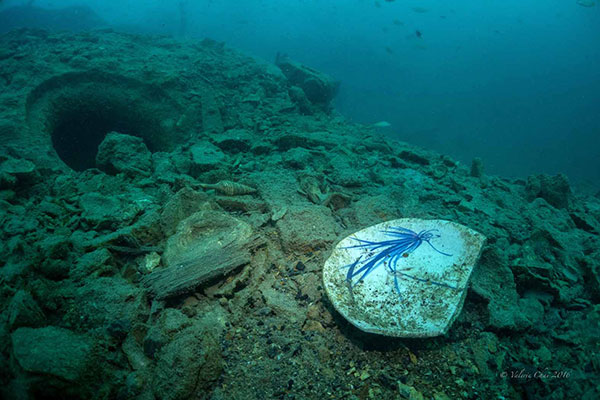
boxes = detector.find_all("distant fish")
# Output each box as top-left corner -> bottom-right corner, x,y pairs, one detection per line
576,0 -> 595,7
415,30 -> 422,38
412,6 -> 429,13
392,19 -> 404,26
371,121 -> 392,128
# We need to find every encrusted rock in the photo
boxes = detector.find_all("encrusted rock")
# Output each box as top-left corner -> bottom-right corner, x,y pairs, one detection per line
79,192 -> 136,229
276,205 -> 337,252
211,129 -> 252,153
470,157 -> 484,178
275,54 -> 339,108
71,247 -> 114,279
159,187 -> 213,236
283,147 -> 312,169
152,324 -> 223,400
96,131 -> 152,177
11,326 -> 92,382
0,157 -> 37,188
7,290 -> 45,330
0,157 -> 36,176
62,277 -> 147,329
525,173 -> 571,209
189,141 -> 226,175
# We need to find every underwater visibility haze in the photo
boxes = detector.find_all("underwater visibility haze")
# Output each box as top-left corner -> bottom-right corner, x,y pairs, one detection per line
0,0 -> 599,399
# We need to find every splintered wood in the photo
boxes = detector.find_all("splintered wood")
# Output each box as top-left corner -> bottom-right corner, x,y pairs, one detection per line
142,235 -> 263,300
142,210 -> 263,300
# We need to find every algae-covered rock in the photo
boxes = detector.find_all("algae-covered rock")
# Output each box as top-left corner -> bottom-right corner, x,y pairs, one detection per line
0,157 -> 37,188
159,187 -> 213,236
189,141 -> 226,175
152,324 -> 223,400
61,277 -> 147,330
211,129 -> 252,153
275,54 -> 339,108
276,205 -> 338,252
0,158 -> 36,177
7,290 -> 45,330
328,154 -> 369,187
96,131 -> 152,177
470,157 -> 484,178
11,326 -> 91,381
525,173 -> 571,209
71,247 -> 114,279
79,192 -> 137,229
282,147 -> 313,170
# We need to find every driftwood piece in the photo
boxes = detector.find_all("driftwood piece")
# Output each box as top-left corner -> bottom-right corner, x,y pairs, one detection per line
141,235 -> 263,300
141,210 -> 263,300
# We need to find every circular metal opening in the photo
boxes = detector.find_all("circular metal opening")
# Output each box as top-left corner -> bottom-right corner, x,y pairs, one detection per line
26,71 -> 185,171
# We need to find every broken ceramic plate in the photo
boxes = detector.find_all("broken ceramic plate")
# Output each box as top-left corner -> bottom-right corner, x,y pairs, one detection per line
323,219 -> 485,337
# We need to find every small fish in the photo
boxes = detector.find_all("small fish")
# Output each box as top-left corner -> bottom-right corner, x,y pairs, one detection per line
415,30 -> 422,38
371,121 -> 391,128
576,0 -> 595,7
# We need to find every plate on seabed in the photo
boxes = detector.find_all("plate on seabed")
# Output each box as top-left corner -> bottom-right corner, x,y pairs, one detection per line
323,218 -> 486,337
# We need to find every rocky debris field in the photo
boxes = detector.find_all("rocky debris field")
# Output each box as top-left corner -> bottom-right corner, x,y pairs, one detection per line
0,29 -> 599,400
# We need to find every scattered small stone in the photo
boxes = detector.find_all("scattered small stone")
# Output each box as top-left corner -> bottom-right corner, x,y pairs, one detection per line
139,251 -> 161,274
266,345 -> 278,359
397,382 -> 424,400
271,206 -> 287,222
302,320 -> 325,333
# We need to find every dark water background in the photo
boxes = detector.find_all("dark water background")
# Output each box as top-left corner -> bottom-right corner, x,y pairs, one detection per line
2,0 -> 599,188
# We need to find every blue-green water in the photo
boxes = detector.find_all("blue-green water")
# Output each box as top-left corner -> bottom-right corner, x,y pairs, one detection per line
2,0 -> 599,185
0,1 -> 599,399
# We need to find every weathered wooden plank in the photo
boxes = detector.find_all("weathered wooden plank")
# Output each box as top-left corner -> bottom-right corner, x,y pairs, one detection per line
142,235 -> 263,300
